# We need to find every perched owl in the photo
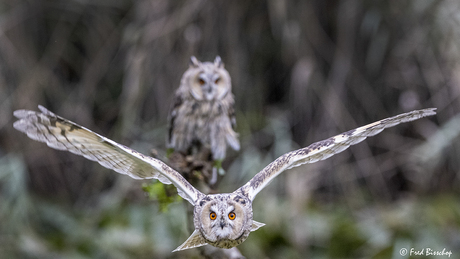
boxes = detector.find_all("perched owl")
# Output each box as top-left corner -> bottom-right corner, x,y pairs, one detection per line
13,106 -> 436,251
167,56 -> 239,163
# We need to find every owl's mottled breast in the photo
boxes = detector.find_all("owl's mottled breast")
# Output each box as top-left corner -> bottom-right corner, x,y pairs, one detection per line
168,89 -> 237,160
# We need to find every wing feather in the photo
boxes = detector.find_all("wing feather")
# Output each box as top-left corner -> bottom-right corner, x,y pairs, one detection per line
13,105 -> 203,205
236,108 -> 437,201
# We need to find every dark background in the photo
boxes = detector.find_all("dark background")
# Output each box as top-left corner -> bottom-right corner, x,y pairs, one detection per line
1,0 -> 458,258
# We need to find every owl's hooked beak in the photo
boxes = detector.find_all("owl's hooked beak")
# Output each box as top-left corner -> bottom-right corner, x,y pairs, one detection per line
204,85 -> 215,101
205,85 -> 214,94
219,220 -> 226,229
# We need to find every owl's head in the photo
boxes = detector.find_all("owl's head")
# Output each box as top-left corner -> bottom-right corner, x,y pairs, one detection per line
194,194 -> 253,247
181,56 -> 231,101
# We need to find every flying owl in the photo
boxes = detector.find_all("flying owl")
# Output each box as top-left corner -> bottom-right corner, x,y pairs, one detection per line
167,56 -> 239,166
13,106 -> 436,251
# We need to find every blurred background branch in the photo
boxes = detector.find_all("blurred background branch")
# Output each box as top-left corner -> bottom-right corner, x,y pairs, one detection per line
1,0 -> 459,258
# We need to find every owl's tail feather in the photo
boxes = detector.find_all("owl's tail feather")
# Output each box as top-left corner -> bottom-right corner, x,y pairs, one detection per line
172,229 -> 208,252
226,131 -> 240,151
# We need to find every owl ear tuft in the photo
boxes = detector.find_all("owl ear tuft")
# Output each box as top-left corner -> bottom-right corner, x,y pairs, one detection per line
214,56 -> 223,68
172,229 -> 207,252
251,220 -> 265,232
190,56 -> 201,67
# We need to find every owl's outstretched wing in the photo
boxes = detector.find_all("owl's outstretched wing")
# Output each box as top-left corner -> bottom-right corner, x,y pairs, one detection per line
236,108 -> 437,201
13,105 -> 204,205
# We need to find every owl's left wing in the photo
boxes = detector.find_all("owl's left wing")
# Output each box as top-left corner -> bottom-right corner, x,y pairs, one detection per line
236,108 -> 437,201
13,105 -> 204,205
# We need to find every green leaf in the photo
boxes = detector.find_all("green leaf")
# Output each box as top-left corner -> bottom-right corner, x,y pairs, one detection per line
142,181 -> 181,212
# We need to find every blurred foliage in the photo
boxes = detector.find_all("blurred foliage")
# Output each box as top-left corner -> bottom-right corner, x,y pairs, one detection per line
142,181 -> 182,212
1,0 -> 460,258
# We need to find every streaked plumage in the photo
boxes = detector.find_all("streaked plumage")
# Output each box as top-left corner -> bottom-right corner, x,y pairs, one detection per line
13,106 -> 436,251
168,56 -> 239,161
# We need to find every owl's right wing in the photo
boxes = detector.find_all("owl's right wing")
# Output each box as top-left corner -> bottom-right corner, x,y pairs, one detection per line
236,108 -> 437,201
13,105 -> 204,205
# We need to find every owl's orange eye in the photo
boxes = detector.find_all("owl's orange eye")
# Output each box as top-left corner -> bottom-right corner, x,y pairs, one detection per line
228,212 -> 236,220
210,212 -> 217,220
214,78 -> 220,84
199,78 -> 206,85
